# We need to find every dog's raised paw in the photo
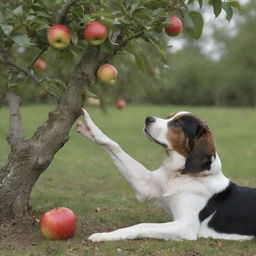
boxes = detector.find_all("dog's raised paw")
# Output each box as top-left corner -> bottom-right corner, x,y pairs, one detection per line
82,108 -> 90,119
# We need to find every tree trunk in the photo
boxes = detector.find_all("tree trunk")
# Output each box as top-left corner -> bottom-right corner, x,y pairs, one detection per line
0,45 -> 110,221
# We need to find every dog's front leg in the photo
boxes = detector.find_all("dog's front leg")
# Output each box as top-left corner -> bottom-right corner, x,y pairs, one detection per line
88,221 -> 198,242
77,108 -> 161,201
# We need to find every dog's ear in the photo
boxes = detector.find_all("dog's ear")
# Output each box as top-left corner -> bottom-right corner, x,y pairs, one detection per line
184,127 -> 216,173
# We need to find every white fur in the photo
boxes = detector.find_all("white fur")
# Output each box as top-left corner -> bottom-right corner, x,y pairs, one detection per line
77,109 -> 252,242
145,111 -> 191,150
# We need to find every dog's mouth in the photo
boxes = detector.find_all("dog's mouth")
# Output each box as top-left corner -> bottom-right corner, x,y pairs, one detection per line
144,128 -> 168,148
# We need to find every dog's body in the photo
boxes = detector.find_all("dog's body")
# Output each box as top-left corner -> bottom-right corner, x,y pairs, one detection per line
77,109 -> 256,242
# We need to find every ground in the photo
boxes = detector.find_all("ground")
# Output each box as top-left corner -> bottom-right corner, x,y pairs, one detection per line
0,105 -> 255,256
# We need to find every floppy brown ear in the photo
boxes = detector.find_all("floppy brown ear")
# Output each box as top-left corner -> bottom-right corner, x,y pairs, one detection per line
184,131 -> 216,173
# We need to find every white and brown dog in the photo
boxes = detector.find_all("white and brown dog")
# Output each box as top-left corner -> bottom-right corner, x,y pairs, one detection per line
77,109 -> 256,242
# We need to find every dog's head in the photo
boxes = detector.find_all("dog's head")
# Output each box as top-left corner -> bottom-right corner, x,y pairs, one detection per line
144,112 -> 216,173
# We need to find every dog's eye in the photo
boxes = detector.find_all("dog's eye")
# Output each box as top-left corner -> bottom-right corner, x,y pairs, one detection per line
173,120 -> 179,126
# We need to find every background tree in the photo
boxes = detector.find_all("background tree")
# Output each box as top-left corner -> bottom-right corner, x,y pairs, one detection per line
0,0 -> 241,222
215,0 -> 256,106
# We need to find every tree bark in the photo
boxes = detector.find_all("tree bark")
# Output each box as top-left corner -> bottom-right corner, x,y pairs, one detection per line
0,45 -> 110,221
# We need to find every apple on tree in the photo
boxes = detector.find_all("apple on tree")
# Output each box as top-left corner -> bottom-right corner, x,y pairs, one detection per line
96,64 -> 118,84
116,98 -> 126,109
164,16 -> 183,37
33,59 -> 47,70
40,207 -> 77,240
47,25 -> 71,49
149,67 -> 160,76
88,97 -> 101,107
84,21 -> 109,46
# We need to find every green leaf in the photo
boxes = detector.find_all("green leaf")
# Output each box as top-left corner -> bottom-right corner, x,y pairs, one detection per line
133,8 -> 153,21
85,89 -> 99,98
0,24 -> 14,36
129,1 -> 142,16
184,11 -> 204,39
13,6 -> 23,17
197,0 -> 203,8
153,24 -> 163,33
35,11 -> 50,18
8,83 -> 19,89
212,0 -> 222,17
229,1 -> 243,13
71,33 -> 78,45
126,45 -> 145,73
134,53 -> 145,72
82,15 -> 94,24
144,0 -> 169,9
222,2 -> 233,21
71,5 -> 85,19
144,31 -> 166,57
11,34 -> 31,47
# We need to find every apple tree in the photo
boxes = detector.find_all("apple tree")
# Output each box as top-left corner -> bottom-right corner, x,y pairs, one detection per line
0,0 -> 241,221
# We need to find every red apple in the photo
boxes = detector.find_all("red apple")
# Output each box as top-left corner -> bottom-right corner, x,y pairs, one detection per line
33,59 -> 47,70
40,207 -> 77,240
149,67 -> 160,76
164,16 -> 183,37
116,99 -> 126,109
47,25 -> 71,49
83,21 -> 108,46
96,64 -> 118,84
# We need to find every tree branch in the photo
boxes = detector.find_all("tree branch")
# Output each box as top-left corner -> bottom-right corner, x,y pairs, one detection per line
55,0 -> 79,24
5,91 -> 26,146
0,46 -> 41,85
28,47 -> 48,69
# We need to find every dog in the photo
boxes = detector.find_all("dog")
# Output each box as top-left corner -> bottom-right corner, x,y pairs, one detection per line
77,109 -> 256,242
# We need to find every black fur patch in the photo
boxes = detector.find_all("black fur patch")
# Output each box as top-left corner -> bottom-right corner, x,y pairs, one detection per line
175,115 -> 203,149
172,115 -> 214,173
199,182 -> 256,236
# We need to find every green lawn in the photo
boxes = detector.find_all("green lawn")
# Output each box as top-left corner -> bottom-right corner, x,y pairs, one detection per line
0,105 -> 256,256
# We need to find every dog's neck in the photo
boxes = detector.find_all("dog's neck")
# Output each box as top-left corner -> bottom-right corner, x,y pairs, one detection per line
161,150 -> 222,176
162,150 -> 186,172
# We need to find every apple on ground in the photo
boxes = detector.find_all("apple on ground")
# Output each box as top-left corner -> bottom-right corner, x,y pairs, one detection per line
164,16 -> 183,37
40,207 -> 77,240
96,64 -> 118,84
48,25 -> 71,49
116,99 -> 126,109
33,59 -> 47,70
84,21 -> 108,46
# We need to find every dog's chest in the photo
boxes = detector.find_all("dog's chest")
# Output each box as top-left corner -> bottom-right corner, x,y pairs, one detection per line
152,171 -> 214,217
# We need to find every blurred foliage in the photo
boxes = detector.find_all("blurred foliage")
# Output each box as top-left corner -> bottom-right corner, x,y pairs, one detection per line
0,0 -> 245,106
109,0 -> 256,107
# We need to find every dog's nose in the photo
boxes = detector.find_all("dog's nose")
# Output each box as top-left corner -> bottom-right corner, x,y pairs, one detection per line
145,116 -> 156,124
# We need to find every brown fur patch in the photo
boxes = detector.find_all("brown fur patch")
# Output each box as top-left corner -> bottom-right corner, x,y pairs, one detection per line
166,113 -> 215,159
167,116 -> 190,157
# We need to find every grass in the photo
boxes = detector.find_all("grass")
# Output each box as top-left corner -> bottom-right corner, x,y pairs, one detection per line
0,104 -> 255,256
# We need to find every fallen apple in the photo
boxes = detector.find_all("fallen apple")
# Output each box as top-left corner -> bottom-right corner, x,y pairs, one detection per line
40,207 -> 77,240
